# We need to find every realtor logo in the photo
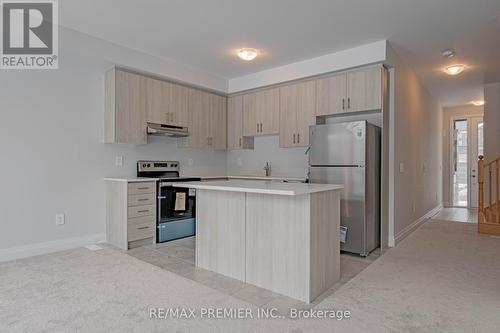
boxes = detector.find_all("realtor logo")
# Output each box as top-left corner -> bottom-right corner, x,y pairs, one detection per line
1,0 -> 58,69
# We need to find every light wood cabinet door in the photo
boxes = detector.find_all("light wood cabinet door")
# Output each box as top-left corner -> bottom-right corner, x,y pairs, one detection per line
242,88 -> 280,136
228,96 -> 243,149
107,69 -> 147,144
279,84 -> 298,148
146,78 -> 168,124
146,78 -> 188,127
242,92 -> 258,136
295,80 -> 316,147
169,83 -> 189,127
279,81 -> 316,148
257,88 -> 280,135
347,66 -> 382,113
316,73 -> 347,116
209,94 -> 227,150
188,89 -> 210,148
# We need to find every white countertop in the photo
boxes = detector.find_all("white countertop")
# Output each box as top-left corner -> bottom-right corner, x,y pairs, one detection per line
103,177 -> 159,183
104,175 -> 307,183
174,179 -> 343,196
198,175 -> 307,182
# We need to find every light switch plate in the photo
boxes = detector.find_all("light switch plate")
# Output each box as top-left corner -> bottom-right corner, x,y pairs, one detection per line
56,213 -> 65,225
399,162 -> 405,173
115,155 -> 123,167
188,158 -> 194,166
237,158 -> 243,166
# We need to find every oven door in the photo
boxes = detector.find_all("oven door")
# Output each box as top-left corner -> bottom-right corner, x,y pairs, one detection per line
157,182 -> 195,223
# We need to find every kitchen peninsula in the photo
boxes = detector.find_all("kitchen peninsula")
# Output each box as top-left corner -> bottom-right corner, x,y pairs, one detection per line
175,180 -> 343,303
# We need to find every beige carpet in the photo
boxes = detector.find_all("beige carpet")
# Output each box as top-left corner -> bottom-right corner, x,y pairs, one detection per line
1,220 -> 499,332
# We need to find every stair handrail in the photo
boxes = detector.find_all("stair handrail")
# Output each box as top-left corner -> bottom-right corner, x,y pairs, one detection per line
478,155 -> 500,223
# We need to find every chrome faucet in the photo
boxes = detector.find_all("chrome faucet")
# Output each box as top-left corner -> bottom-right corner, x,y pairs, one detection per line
264,162 -> 271,177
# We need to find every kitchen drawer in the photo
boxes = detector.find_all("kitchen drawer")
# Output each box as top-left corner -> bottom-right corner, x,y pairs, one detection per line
128,182 -> 156,195
128,204 -> 155,218
128,193 -> 156,207
128,218 -> 155,242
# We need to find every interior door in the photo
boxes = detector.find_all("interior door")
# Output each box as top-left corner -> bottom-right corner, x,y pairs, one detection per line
469,117 -> 484,208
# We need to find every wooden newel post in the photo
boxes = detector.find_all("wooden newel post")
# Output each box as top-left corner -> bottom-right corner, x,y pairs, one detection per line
478,155 -> 484,214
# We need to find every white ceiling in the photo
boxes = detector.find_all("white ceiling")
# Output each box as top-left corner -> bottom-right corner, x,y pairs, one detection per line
60,0 -> 500,106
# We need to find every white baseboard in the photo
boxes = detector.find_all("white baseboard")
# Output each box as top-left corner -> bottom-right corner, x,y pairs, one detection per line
394,203 -> 443,246
0,233 -> 106,263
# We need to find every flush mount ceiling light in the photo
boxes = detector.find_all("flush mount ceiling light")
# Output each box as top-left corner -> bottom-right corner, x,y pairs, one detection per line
444,64 -> 466,75
237,48 -> 258,61
470,100 -> 485,106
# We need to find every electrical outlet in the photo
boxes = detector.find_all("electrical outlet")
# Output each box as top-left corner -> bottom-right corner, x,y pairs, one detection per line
237,158 -> 243,166
399,162 -> 405,173
56,213 -> 65,225
188,158 -> 194,166
115,155 -> 123,167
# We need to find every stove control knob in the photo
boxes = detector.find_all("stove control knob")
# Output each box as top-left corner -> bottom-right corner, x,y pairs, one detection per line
142,164 -> 147,168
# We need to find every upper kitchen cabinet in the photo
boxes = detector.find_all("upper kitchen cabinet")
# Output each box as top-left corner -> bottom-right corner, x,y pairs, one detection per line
146,78 -> 189,127
227,95 -> 254,150
188,89 -> 227,149
315,66 -> 383,116
346,66 -> 382,113
209,93 -> 227,150
105,68 -> 147,144
279,80 -> 316,148
242,88 -> 280,136
316,73 -> 347,116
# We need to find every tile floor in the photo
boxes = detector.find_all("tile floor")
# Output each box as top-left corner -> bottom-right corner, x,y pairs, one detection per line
431,207 -> 478,223
126,236 -> 379,316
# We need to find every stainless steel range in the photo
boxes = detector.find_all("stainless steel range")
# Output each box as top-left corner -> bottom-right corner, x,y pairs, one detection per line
137,161 -> 200,242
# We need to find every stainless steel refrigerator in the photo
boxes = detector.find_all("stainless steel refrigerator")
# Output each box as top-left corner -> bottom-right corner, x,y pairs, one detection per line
309,121 -> 381,256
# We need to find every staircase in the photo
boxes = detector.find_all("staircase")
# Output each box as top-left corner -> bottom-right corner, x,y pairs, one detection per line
478,155 -> 500,235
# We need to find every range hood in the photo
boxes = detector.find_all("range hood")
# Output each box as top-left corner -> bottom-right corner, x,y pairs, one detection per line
147,122 -> 189,138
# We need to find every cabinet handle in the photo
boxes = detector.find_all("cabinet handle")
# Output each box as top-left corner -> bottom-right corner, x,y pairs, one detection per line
137,198 -> 149,202
293,134 -> 296,144
137,187 -> 149,190
137,226 -> 149,230
348,98 -> 351,109
137,210 -> 149,213
256,123 -> 259,133
239,137 -> 242,147
342,98 -> 345,110
297,133 -> 300,143
260,123 -> 263,133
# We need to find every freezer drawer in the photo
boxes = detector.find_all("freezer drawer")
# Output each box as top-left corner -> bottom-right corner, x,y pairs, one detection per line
309,122 -> 366,166
309,166 -> 377,256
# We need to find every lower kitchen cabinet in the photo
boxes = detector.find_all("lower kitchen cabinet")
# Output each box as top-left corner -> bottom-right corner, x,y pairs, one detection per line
105,180 -> 156,250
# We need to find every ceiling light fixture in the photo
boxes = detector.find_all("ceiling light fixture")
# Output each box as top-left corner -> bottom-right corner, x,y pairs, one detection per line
444,64 -> 465,75
237,48 -> 258,61
470,100 -> 485,106
441,49 -> 455,58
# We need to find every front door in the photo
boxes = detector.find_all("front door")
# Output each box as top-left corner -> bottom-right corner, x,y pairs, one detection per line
469,117 -> 484,208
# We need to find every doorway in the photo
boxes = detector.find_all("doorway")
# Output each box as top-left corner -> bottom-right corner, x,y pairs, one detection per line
451,116 -> 484,208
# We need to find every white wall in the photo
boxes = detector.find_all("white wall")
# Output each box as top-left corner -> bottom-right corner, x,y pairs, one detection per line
441,105 -> 484,206
0,28 -> 227,256
386,45 -> 443,242
484,83 -> 500,159
226,136 -> 309,178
